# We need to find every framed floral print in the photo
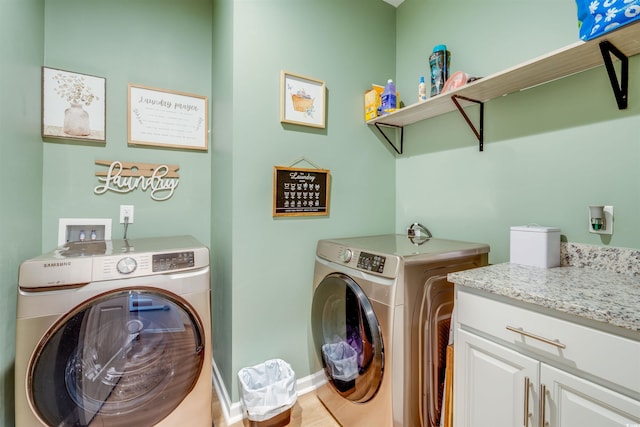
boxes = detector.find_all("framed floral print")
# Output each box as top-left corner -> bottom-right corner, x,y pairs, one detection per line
42,67 -> 106,142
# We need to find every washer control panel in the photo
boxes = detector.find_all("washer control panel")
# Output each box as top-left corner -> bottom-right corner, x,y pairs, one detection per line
18,238 -> 209,289
152,251 -> 195,272
357,251 -> 386,274
93,250 -> 197,281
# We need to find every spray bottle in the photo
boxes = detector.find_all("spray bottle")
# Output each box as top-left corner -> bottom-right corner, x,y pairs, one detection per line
418,76 -> 427,102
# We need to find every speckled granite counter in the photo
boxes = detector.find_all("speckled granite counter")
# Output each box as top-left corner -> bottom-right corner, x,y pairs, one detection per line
448,242 -> 640,334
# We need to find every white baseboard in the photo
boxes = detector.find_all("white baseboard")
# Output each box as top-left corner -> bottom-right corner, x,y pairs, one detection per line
212,358 -> 327,426
211,357 -> 243,425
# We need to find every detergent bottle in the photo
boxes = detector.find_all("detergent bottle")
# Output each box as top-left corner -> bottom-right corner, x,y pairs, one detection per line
380,79 -> 396,114
429,44 -> 451,96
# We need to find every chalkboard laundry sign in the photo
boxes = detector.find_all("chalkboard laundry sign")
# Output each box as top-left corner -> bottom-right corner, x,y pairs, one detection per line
273,166 -> 330,217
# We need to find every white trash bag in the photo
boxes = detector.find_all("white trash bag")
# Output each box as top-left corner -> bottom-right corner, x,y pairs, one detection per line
238,358 -> 297,422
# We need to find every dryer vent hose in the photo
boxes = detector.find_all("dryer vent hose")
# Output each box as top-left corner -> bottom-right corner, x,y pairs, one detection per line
408,223 -> 432,245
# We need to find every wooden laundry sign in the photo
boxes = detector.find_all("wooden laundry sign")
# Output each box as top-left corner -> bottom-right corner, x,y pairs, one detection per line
273,166 -> 330,217
94,160 -> 180,201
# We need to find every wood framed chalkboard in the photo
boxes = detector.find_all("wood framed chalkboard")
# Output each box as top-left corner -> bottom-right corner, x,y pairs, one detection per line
273,166 -> 330,217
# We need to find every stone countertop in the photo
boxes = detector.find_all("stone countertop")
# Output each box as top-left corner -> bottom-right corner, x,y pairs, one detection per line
448,262 -> 640,333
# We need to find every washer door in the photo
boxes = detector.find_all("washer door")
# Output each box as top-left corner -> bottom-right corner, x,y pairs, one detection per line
28,289 -> 205,427
311,273 -> 384,403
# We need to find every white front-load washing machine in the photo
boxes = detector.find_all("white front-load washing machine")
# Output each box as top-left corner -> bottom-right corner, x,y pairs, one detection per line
311,234 -> 489,427
15,235 -> 212,427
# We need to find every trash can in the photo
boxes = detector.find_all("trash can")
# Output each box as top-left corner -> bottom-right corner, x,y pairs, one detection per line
238,359 -> 297,427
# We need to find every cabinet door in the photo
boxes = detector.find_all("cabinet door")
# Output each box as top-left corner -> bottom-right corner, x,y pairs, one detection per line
541,364 -> 640,427
454,329 -> 539,427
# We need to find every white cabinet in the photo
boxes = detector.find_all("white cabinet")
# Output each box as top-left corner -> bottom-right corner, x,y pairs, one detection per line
542,364 -> 640,427
455,330 -> 539,427
454,288 -> 640,427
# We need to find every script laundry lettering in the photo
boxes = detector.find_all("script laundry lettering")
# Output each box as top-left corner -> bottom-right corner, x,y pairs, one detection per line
94,161 -> 179,201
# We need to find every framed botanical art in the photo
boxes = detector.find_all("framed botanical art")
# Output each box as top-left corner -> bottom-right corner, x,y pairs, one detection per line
42,67 -> 106,142
128,84 -> 208,151
280,71 -> 326,128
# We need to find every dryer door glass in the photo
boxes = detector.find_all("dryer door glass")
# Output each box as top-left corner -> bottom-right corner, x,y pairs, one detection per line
311,273 -> 384,403
28,289 -> 205,427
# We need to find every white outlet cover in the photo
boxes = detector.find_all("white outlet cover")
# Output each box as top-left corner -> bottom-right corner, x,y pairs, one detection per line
120,205 -> 134,224
58,218 -> 112,246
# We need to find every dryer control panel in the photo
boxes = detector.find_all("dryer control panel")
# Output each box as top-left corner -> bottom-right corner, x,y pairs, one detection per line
316,240 -> 401,279
153,251 -> 195,272
357,252 -> 386,274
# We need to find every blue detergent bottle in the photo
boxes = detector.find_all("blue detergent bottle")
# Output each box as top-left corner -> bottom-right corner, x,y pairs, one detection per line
380,79 -> 396,114
429,44 -> 451,96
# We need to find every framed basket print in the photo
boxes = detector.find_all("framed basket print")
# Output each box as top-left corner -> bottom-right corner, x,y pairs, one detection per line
42,67 -> 106,142
280,71 -> 326,128
128,84 -> 208,151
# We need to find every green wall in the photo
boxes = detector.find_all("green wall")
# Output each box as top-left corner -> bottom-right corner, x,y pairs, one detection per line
395,0 -> 640,262
41,0 -> 212,249
213,0 -> 397,401
0,1 -> 43,425
1,1 -> 212,424
1,0 -> 397,420
5,0 -> 637,423
211,0 -> 235,408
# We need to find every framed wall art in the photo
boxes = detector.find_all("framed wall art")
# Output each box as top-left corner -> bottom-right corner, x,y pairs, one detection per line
42,67 -> 106,142
128,84 -> 208,151
280,71 -> 326,128
273,165 -> 330,217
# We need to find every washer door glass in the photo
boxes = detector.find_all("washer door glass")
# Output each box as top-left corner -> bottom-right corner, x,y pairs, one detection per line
29,289 -> 204,427
311,273 -> 384,403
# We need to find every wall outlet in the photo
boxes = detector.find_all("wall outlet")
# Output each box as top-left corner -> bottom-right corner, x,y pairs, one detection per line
120,205 -> 134,224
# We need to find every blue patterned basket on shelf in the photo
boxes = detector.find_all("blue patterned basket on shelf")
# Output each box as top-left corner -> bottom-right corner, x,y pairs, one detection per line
577,0 -> 640,40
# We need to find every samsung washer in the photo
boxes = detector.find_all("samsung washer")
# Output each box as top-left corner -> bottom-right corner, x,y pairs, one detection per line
311,234 -> 488,427
15,235 -> 212,427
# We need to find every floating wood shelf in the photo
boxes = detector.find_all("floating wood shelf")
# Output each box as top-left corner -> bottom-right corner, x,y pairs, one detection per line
368,21 -> 640,154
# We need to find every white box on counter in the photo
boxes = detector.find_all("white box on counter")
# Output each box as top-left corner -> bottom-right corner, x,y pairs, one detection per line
510,225 -> 560,268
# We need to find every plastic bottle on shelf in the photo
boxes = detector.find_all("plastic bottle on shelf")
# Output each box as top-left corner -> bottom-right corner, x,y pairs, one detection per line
418,76 -> 427,102
429,44 -> 451,97
380,79 -> 396,115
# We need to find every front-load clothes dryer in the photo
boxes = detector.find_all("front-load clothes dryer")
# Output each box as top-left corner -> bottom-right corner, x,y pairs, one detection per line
311,234 -> 489,427
15,235 -> 212,427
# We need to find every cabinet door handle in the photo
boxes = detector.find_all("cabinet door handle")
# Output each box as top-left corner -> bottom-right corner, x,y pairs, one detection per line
523,376 -> 530,427
506,326 -> 567,349
539,383 -> 547,427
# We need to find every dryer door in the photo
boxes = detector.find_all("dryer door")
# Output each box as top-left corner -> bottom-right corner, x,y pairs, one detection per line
311,273 -> 384,403
28,289 -> 205,427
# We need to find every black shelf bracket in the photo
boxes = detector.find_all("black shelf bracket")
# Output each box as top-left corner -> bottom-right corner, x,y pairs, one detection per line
373,122 -> 404,155
599,40 -> 629,110
451,95 -> 484,152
